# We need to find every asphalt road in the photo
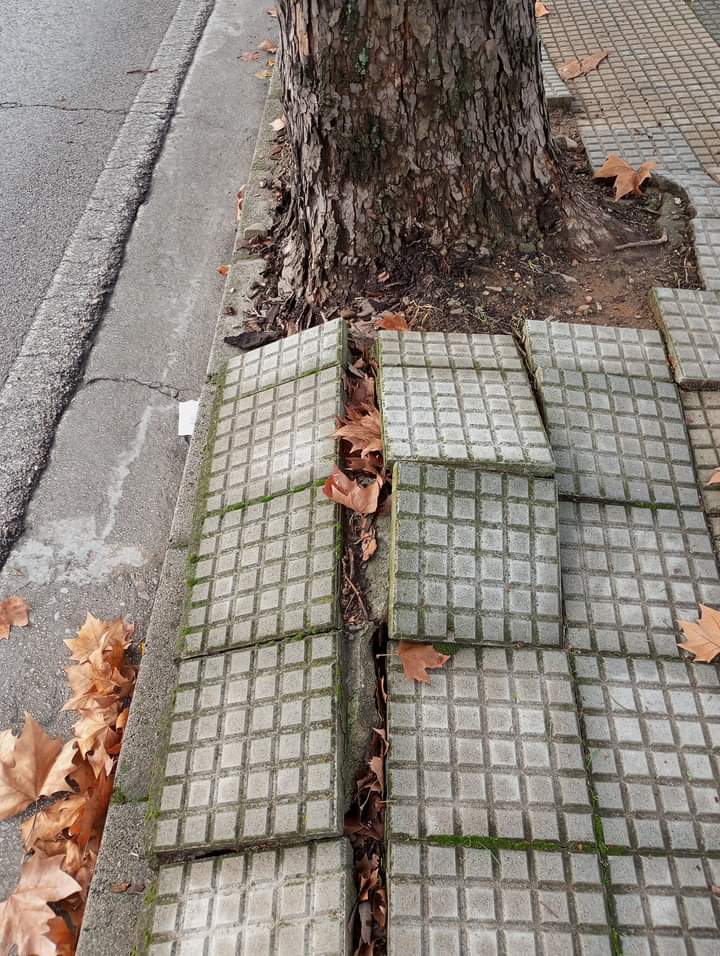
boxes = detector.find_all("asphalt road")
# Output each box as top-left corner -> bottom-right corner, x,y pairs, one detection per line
0,0 -> 181,385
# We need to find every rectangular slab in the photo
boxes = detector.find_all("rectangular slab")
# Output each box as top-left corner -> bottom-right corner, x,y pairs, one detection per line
224,318 -> 346,398
692,219 -> 720,290
539,368 -> 699,508
153,634 -> 343,855
653,287 -> 720,387
522,318 -> 671,380
560,500 -> 720,657
148,839 -> 351,955
541,46 -> 572,108
576,652 -> 720,854
378,365 -> 554,474
206,367 -> 341,512
388,843 -> 612,956
184,485 -> 338,656
389,464 -> 562,646
681,390 -> 720,513
377,330 -> 523,371
386,643 -> 593,843
577,122 -> 704,178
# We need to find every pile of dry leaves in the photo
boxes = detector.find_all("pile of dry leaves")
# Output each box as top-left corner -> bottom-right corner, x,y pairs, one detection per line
0,608 -> 137,956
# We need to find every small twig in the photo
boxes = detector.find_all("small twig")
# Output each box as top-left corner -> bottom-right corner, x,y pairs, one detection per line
615,229 -> 668,251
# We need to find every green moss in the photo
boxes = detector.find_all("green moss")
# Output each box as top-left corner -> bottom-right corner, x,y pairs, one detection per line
432,642 -> 464,657
110,785 -> 128,805
356,44 -> 369,77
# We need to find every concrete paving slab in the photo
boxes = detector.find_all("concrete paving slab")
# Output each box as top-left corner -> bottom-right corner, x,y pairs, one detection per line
539,368 -> 699,508
577,122 -> 704,178
206,366 -> 341,512
692,219 -> 720,290
183,485 -> 338,656
386,643 -> 593,842
576,652 -> 720,853
541,45 -> 572,109
681,390 -> 720,513
387,843 -> 612,956
560,500 -> 720,656
389,464 -> 562,646
147,839 -> 351,955
153,633 -> 343,855
522,319 -> 671,380
379,365 -> 554,474
610,854 -> 720,954
377,330 -> 523,371
653,287 -> 720,387
224,318 -> 346,398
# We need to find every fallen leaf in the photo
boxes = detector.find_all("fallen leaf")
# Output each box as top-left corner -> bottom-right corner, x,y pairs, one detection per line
64,614 -> 132,665
110,882 -> 130,893
335,405 -> 383,458
594,154 -> 657,201
255,69 -> 273,79
706,468 -> 720,487
21,794 -> 86,851
239,51 -> 260,61
259,39 -> 277,53
323,466 -> 381,515
45,915 -> 77,956
677,605 -> 720,663
0,596 -> 30,640
375,313 -> 409,331
0,716 -> 76,820
266,58 -> 275,67
68,770 -> 113,851
368,755 -> 384,795
535,1 -> 550,15
558,50 -> 609,80
216,264 -> 230,276
0,852 -> 82,956
398,641 -> 450,684
267,7 -> 278,16
270,116 -> 285,132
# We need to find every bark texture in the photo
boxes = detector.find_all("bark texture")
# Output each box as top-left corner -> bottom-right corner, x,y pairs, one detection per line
276,0 -> 557,300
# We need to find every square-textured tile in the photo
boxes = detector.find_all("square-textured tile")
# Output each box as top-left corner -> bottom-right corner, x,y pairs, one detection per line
576,653 -> 720,853
653,288 -> 720,387
390,464 -> 562,645
153,634 -> 343,855
378,364 -> 554,474
577,123 -> 703,178
377,330 -> 523,371
610,854 -> 720,955
560,501 -> 720,656
147,839 -> 351,955
386,643 -> 593,842
541,45 -> 572,108
692,219 -> 720,290
388,843 -> 612,956
681,391 -> 720,513
522,319 -> 671,380
224,318 -> 346,398
539,368 -> 699,507
206,367 -> 341,511
184,485 -> 338,656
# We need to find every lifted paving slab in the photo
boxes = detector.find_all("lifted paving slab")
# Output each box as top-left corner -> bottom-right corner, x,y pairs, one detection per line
560,500 -> 720,656
576,652 -> 720,853
681,390 -> 720,513
147,838 -> 351,955
538,367 -> 699,508
653,287 -> 720,388
387,843 -> 612,956
153,632 -> 343,856
389,463 -> 562,646
184,484 -> 338,656
386,643 -> 593,843
377,330 -> 523,372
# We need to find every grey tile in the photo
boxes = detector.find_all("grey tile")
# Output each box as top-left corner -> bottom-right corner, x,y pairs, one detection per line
388,843 -> 612,956
541,46 -> 572,108
153,634 -> 343,854
682,174 -> 720,220
560,501 -> 720,657
653,287 -> 720,387
206,367 -> 341,512
681,390 -> 720,513
610,854 -> 720,955
184,485 -> 338,656
224,318 -> 347,398
692,219 -> 720,291
389,464 -> 562,646
148,839 -> 351,955
522,319 -> 671,380
378,364 -> 554,474
577,123 -> 703,178
539,368 -> 699,507
576,652 -> 720,853
377,330 -> 523,372
386,643 -> 593,842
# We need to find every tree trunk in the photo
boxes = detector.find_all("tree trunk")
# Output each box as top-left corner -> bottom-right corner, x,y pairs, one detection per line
275,0 -> 559,302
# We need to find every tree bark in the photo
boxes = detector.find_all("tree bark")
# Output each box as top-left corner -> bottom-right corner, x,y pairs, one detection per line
276,0 -> 558,302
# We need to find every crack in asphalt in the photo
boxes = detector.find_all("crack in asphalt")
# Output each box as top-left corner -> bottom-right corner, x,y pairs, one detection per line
0,101 -> 128,114
81,376 -> 190,400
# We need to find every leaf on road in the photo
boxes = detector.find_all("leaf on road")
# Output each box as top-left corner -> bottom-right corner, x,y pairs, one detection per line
0,852 -> 82,956
239,51 -> 260,61
46,914 -> 77,956
677,605 -> 720,662
375,313 -> 409,331
259,39 -> 277,53
323,466 -> 381,515
0,596 -> 30,640
255,69 -> 273,79
559,50 -> 609,80
216,264 -> 229,276
398,641 -> 450,684
594,154 -> 657,201
64,613 -> 133,664
267,7 -> 278,16
21,794 -> 86,852
0,716 -> 76,820
270,116 -> 286,132
535,1 -> 550,16
335,405 -> 383,458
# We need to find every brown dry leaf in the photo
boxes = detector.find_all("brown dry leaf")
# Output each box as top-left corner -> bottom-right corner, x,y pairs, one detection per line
335,405 -> 383,458
216,263 -> 229,276
64,613 -> 133,665
706,468 -> 720,487
594,153 -> 657,201
46,915 -> 77,956
21,794 -> 86,851
398,641 -> 450,684
267,7 -> 278,16
271,116 -> 286,132
323,466 -> 381,515
677,605 -> 720,663
255,69 -> 273,79
375,313 -> 409,331
0,851 -> 82,956
0,728 -> 15,763
0,716 -> 76,820
0,596 -> 30,640
239,51 -> 260,61
535,1 -> 550,15
368,755 -> 384,795
68,770 -> 113,850
259,39 -> 277,53
559,50 -> 609,80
